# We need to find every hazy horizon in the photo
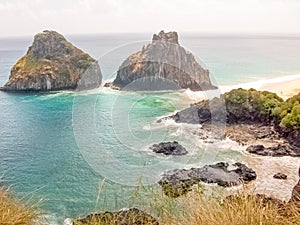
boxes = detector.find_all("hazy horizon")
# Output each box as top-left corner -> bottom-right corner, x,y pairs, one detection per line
1,0 -> 300,38
2,31 -> 300,39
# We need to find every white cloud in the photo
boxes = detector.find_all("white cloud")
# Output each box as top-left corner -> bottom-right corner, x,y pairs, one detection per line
0,0 -> 300,37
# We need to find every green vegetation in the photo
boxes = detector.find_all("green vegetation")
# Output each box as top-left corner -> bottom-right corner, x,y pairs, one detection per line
221,88 -> 300,130
273,93 -> 300,128
222,88 -> 284,122
76,53 -> 96,70
12,54 -> 43,74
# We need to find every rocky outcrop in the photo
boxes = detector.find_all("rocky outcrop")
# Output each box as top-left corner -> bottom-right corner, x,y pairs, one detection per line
167,89 -> 300,155
150,141 -> 188,156
289,166 -> 300,204
110,30 -> 216,91
277,127 -> 300,148
224,124 -> 281,146
158,162 -> 256,197
273,173 -> 288,180
1,30 -> 101,92
290,180 -> 300,202
170,98 -> 226,124
74,208 -> 159,225
246,144 -> 300,157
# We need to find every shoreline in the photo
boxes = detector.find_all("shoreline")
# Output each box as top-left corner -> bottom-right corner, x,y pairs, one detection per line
1,73 -> 299,99
219,74 -> 300,99
174,79 -> 300,201
1,74 -> 300,224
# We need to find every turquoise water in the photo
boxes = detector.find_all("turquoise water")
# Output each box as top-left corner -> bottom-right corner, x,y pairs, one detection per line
1,34 -> 300,223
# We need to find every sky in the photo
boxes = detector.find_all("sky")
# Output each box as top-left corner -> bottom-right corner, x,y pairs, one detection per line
0,0 -> 300,37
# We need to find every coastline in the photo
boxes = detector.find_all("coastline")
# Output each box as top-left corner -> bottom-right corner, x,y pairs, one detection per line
243,154 -> 299,202
220,74 -> 300,99
1,73 -> 299,223
178,75 -> 300,201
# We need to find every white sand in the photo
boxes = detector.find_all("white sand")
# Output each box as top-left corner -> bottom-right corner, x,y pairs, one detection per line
220,74 -> 300,99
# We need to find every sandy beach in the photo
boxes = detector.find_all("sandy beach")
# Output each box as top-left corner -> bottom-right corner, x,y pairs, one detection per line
258,75 -> 300,99
184,74 -> 300,104
220,74 -> 300,100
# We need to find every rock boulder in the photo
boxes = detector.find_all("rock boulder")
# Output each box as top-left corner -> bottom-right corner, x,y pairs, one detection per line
150,141 -> 188,156
159,162 -> 256,197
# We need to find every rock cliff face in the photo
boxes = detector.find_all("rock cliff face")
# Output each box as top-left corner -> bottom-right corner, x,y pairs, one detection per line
1,30 -> 101,92
111,31 -> 216,91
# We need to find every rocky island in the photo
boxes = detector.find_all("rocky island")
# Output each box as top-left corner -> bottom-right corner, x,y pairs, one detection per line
106,31 -> 216,91
0,30 -> 102,92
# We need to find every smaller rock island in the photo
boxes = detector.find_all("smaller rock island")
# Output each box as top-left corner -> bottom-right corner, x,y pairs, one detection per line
1,30 -> 102,92
107,30 -> 216,91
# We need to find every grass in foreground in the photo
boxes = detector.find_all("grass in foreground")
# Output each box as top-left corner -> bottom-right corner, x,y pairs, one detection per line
74,183 -> 300,225
159,191 -> 300,225
0,187 -> 43,225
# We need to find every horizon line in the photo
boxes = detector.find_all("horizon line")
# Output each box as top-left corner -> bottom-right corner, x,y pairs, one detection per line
1,31 -> 300,39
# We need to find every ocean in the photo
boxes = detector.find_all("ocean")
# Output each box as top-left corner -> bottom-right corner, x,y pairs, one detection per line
0,33 -> 300,224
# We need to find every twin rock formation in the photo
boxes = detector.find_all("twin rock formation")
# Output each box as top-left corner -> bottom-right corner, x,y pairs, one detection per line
1,30 -> 215,92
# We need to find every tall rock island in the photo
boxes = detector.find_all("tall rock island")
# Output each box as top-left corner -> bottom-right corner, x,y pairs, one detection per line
110,30 -> 216,91
1,30 -> 101,92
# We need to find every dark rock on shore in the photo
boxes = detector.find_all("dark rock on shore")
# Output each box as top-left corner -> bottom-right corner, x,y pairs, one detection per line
273,173 -> 288,180
277,127 -> 300,149
289,166 -> 300,204
75,208 -> 159,225
150,141 -> 188,156
246,144 -> 300,157
290,180 -> 300,202
224,124 -> 281,146
190,123 -> 300,157
289,179 -> 300,211
170,97 -> 227,124
168,89 -> 300,156
103,82 -> 120,90
1,30 -> 102,92
110,30 -> 216,91
158,162 -> 256,197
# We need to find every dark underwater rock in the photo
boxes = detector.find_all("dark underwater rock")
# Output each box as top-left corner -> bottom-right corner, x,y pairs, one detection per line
246,144 -> 300,157
150,141 -> 188,156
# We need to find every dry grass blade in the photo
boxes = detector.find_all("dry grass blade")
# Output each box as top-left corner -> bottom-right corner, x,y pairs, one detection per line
0,187 -> 44,225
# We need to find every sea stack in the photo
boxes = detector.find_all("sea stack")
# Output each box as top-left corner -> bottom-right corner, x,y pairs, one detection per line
1,30 -> 101,92
109,30 -> 216,91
